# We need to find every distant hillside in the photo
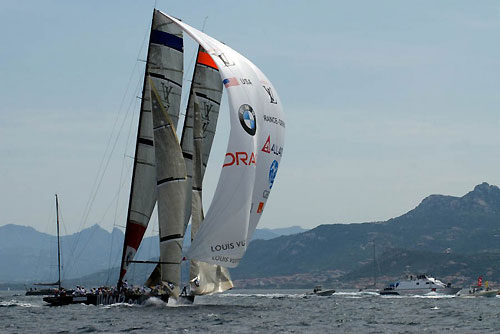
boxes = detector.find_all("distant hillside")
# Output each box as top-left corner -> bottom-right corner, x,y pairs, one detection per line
0,222 -> 305,284
4,183 -> 500,290
230,183 -> 500,287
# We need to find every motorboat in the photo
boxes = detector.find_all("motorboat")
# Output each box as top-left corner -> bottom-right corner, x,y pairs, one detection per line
380,274 -> 460,296
309,285 -> 335,296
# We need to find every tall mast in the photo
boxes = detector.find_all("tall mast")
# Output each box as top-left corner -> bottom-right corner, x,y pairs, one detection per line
117,9 -> 156,289
372,242 -> 377,288
55,194 -> 61,291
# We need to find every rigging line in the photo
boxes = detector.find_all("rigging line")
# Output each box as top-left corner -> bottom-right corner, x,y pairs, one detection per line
57,204 -> 65,282
33,202 -> 55,283
64,73 -> 144,276
67,155 -> 136,279
78,64 -> 145,231
73,25 -> 151,240
107,97 -> 140,285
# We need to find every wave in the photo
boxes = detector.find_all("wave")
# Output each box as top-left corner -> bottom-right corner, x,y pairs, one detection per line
0,300 -> 40,308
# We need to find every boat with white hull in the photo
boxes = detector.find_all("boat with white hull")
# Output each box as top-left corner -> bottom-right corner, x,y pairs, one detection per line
458,276 -> 499,298
44,8 -> 285,306
380,274 -> 460,296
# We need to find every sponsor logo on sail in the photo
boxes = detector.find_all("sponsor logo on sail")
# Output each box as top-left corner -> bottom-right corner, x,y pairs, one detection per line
263,190 -> 270,199
223,152 -> 256,167
263,115 -> 285,128
217,52 -> 234,67
257,202 -> 265,214
269,160 -> 279,189
201,102 -> 213,133
210,240 -> 246,252
261,135 -> 283,157
238,104 -> 256,136
263,85 -> 278,104
223,77 -> 239,88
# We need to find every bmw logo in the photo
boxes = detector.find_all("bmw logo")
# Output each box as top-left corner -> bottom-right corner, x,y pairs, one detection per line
269,160 -> 279,189
238,104 -> 256,136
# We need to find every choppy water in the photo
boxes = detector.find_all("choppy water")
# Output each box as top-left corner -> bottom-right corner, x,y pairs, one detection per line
1,290 -> 499,333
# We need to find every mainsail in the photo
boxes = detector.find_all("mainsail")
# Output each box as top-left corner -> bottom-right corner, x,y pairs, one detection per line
163,12 -> 286,268
119,10 -> 186,296
147,12 -> 186,299
118,13 -> 158,283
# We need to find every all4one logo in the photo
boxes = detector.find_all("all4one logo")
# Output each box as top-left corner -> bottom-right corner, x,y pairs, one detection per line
261,135 -> 283,157
269,160 -> 279,189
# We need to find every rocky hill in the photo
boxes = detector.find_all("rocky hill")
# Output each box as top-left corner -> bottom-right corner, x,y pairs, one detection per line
230,183 -> 500,287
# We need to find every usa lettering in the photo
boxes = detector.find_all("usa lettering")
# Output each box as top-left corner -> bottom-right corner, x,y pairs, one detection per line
223,152 -> 256,167
240,78 -> 252,85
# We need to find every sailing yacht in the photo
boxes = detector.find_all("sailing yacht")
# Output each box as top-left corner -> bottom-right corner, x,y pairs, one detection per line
44,9 -> 285,306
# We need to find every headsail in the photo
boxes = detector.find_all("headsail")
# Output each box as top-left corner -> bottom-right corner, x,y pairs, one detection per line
189,93 -> 233,294
162,12 -> 286,268
179,49 -> 233,293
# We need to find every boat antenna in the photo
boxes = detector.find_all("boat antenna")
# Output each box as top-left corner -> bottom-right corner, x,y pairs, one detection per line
55,194 -> 62,291
201,16 -> 208,32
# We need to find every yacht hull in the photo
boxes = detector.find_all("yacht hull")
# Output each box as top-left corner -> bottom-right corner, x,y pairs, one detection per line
380,287 -> 460,296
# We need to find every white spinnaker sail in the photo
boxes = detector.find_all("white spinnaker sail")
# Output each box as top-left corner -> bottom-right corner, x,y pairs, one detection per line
179,47 -> 232,294
161,12 -> 285,268
190,93 -> 233,294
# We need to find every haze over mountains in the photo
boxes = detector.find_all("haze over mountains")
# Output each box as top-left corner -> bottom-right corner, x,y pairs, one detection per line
2,183 -> 500,289
0,223 -> 306,284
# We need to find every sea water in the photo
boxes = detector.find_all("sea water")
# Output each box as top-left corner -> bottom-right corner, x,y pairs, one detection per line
1,290 -> 499,333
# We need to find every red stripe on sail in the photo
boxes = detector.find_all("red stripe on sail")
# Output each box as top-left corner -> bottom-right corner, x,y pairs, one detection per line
124,221 -> 147,250
119,221 -> 148,281
197,51 -> 218,70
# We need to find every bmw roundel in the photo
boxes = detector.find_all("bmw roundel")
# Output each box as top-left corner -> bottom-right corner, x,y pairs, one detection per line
238,104 -> 256,136
269,160 -> 279,189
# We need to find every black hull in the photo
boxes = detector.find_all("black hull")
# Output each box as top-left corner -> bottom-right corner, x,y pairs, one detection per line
26,290 -> 57,296
43,292 -> 194,306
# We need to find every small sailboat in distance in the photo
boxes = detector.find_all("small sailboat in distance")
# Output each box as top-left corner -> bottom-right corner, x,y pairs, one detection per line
44,9 -> 285,306
27,194 -> 63,296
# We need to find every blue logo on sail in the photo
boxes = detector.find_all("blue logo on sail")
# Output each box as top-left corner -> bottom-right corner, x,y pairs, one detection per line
269,160 -> 278,189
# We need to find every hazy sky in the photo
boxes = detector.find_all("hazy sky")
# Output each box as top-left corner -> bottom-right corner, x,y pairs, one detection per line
1,1 -> 500,236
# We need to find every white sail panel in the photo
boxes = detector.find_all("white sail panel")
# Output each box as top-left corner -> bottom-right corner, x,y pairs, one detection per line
189,92 -> 233,294
160,12 -> 285,268
150,77 -> 187,299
